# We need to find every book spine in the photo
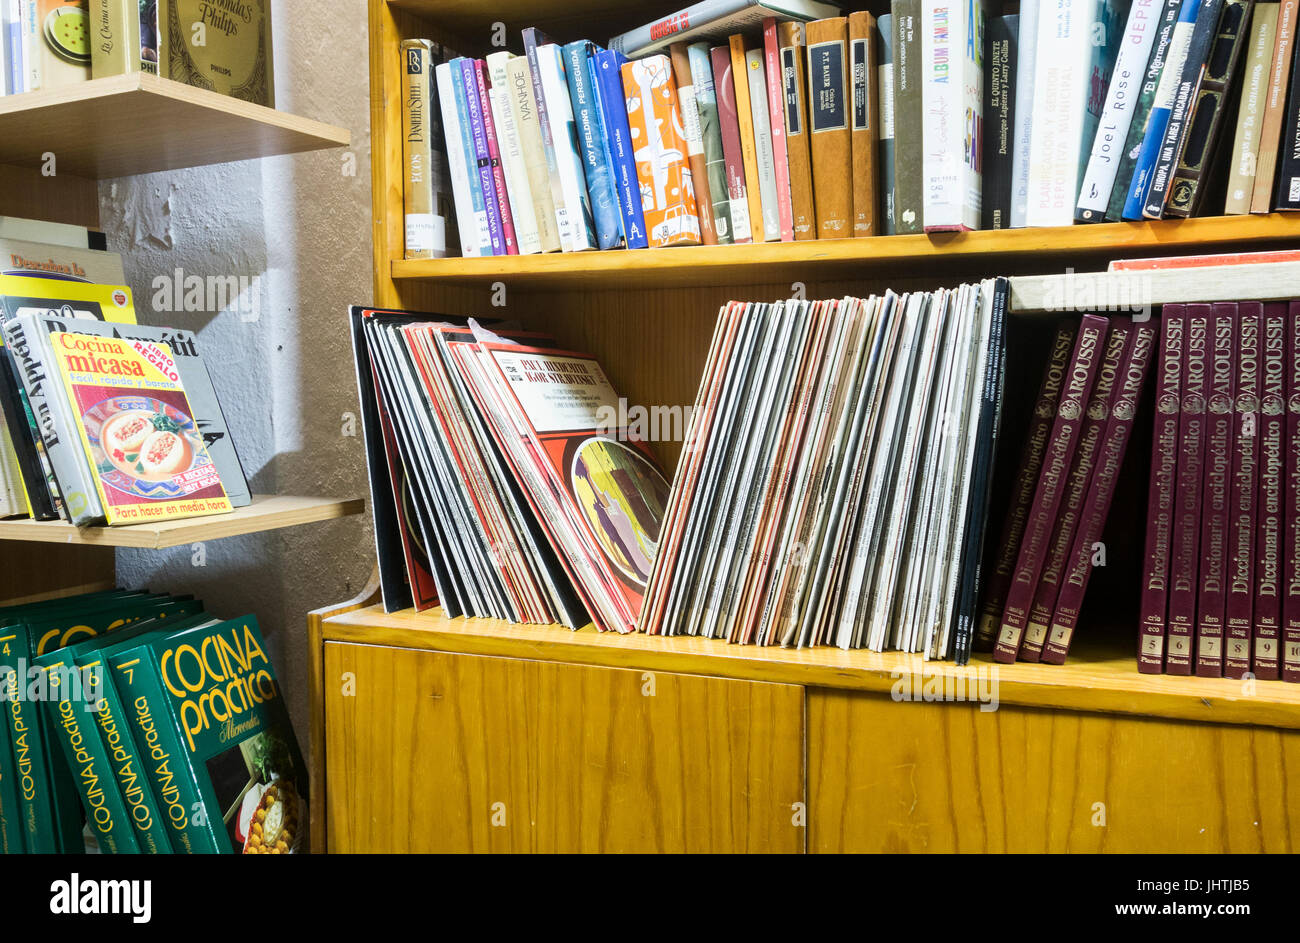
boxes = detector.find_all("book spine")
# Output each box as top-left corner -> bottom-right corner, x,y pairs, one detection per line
20,0 -> 37,92
487,55 -> 543,255
0,705 -> 21,852
1254,302 -> 1286,678
777,24 -> 816,239
82,655 -> 173,853
1108,0 -> 1184,220
449,60 -> 494,255
459,59 -> 507,254
892,1 -> 924,232
3,316 -> 101,525
1045,320 -> 1159,663
922,0 -> 984,232
762,20 -> 795,241
1010,0 -> 1039,227
472,60 -> 519,254
41,660 -> 141,854
1225,302 -> 1263,677
689,43 -> 735,243
975,322 -> 1077,649
540,47 -> 599,251
712,45 -> 755,243
621,56 -> 704,247
1166,0 -> 1255,216
110,649 -> 223,853
877,14 -> 897,234
1143,0 -> 1232,217
1022,320 -> 1132,661
983,14 -> 1017,230
1194,303 -> 1237,676
1,634 -> 59,851
1285,299 -> 1300,681
401,41 -> 438,261
1273,9 -> 1300,209
592,50 -> 650,249
729,35 -> 767,242
435,62 -> 485,257
523,28 -> 575,250
506,56 -> 562,253
1077,0 -> 1165,221
1124,0 -> 1202,219
670,42 -> 719,245
1253,0 -> 1300,211
807,17 -> 854,238
564,42 -> 623,250
746,47 -> 782,241
849,10 -> 879,236
994,315 -> 1109,662
90,0 -> 137,78
607,0 -> 753,57
1224,2 -> 1279,214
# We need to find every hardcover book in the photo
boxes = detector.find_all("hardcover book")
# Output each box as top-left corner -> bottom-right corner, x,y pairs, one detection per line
537,44 -> 598,252
592,49 -> 651,248
1253,301 -> 1286,678
807,16 -> 854,238
892,1 -> 924,232
877,14 -> 897,233
564,41 -> 624,250
745,45 -> 782,241
1011,0 -> 1039,227
762,19 -> 795,241
687,42 -> 734,242
521,28 -> 576,250
401,40 -> 441,260
711,44 -> 756,242
1252,0 -> 1298,211
921,0 -> 986,232
1224,1 -> 1279,214
849,10 -> 880,236
504,54 -> 563,253
1224,302 -> 1263,677
158,0 -> 272,105
1272,5 -> 1300,209
778,23 -> 817,238
486,51 -> 543,255
609,0 -> 846,57
728,35 -> 767,242
1284,299 -> 1300,681
982,14 -> 1017,230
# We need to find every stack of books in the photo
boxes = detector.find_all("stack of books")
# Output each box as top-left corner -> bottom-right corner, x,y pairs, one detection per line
0,590 -> 307,853
402,0 -> 1300,258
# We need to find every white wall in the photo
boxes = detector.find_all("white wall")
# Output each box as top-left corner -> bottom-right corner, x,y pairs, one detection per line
100,0 -> 374,748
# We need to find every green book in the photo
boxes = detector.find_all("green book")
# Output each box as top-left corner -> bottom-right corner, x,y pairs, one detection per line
0,678 -> 22,852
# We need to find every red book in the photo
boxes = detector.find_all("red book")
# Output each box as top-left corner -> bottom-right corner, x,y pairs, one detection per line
762,18 -> 795,242
1253,303 -> 1287,679
1138,306 -> 1186,674
1165,306 -> 1212,675
1020,320 -> 1131,662
994,315 -> 1109,663
1285,301 -> 1300,682
473,59 -> 519,255
974,323 -> 1077,650
1225,303 -> 1264,679
1194,304 -> 1236,677
1044,322 -> 1159,664
710,45 -> 754,244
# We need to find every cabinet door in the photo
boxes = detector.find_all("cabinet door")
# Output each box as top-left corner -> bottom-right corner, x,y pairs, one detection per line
324,642 -> 806,853
809,690 -> 1300,853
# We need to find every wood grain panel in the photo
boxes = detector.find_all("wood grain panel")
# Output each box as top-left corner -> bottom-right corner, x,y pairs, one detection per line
324,641 -> 805,852
808,689 -> 1300,853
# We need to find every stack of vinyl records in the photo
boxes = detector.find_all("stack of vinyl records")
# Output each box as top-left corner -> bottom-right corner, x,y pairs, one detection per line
640,279 -> 1009,662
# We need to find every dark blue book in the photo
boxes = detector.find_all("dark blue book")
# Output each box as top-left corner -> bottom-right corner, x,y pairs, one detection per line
591,49 -> 649,248
563,41 -> 624,249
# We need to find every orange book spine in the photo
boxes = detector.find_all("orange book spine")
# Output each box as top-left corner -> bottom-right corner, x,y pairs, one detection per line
848,11 -> 879,236
729,34 -> 767,243
806,17 -> 853,239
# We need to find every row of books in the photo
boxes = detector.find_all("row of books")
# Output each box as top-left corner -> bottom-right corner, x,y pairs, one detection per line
0,588 -> 306,853
352,307 -> 668,633
978,316 -> 1158,664
0,239 -> 249,524
641,284 -> 1005,658
1134,301 -> 1300,681
0,1 -> 273,106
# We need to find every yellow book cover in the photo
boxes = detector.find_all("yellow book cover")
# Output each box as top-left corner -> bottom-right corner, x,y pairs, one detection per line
49,332 -> 230,525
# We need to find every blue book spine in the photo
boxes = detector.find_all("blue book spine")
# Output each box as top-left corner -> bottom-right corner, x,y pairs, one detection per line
564,41 -> 623,249
1123,0 -> 1199,220
7,19 -> 21,94
458,57 -> 507,254
449,59 -> 493,256
591,50 -> 649,249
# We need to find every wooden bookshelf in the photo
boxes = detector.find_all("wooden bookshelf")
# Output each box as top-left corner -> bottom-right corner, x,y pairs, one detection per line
313,0 -> 1300,854
0,73 -> 350,179
0,495 -> 364,550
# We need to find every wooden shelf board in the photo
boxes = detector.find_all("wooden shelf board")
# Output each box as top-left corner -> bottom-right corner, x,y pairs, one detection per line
322,604 -> 1300,730
391,215 -> 1300,291
0,74 -> 350,179
0,494 -> 364,549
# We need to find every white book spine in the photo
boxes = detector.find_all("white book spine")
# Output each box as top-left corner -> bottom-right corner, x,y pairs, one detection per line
21,0 -> 37,92
538,45 -> 598,252
922,0 -> 985,231
1010,0 -> 1039,227
1025,0 -> 1096,228
745,48 -> 781,241
1075,0 -> 1163,219
487,84 -> 543,255
434,62 -> 483,257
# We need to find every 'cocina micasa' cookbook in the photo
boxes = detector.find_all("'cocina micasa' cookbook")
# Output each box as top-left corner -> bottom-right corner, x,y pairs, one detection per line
49,332 -> 231,525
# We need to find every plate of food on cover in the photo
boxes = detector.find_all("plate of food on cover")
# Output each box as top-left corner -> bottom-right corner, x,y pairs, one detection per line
82,396 -> 214,498
237,779 -> 304,855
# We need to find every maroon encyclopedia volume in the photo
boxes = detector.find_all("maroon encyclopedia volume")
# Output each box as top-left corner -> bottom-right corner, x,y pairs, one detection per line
1139,306 -> 1186,674
1020,320 -> 1132,662
1253,303 -> 1287,680
994,314 -> 1109,664
1225,303 -> 1263,680
1285,301 -> 1300,682
1195,304 -> 1236,677
1044,321 -> 1159,664
975,323 -> 1077,650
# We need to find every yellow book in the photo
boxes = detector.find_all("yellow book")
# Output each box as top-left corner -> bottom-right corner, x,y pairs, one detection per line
49,333 -> 231,525
728,34 -> 765,244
